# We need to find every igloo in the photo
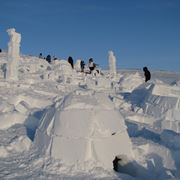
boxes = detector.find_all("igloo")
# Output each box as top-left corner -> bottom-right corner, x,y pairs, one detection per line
35,90 -> 133,169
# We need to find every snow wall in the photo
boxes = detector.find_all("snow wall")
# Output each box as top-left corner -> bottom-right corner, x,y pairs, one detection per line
35,90 -> 133,169
131,83 -> 180,133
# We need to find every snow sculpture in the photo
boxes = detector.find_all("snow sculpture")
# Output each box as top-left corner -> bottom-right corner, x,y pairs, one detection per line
6,28 -> 21,80
108,50 -> 117,77
74,59 -> 81,72
35,90 -> 133,169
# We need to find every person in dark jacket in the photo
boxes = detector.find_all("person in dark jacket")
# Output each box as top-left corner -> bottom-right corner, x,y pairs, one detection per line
68,56 -> 74,69
143,67 -> 151,82
39,53 -> 43,59
80,60 -> 85,72
88,58 -> 95,73
46,55 -> 51,63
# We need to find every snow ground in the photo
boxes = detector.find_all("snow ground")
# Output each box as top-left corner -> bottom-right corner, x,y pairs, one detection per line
0,52 -> 180,179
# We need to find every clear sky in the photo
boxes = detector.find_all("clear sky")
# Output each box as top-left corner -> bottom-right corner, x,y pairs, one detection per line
0,0 -> 180,71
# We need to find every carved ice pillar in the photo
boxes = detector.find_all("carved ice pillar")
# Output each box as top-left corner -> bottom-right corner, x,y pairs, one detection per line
108,50 -> 117,77
6,28 -> 21,80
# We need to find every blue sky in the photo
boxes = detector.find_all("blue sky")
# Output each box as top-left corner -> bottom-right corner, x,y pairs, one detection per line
0,0 -> 180,71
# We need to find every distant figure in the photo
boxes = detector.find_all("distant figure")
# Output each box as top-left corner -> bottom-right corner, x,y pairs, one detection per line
88,58 -> 95,73
143,67 -> 151,82
53,56 -> 57,60
46,54 -> 51,63
80,60 -> 85,72
0,49 -> 2,53
39,53 -> 43,59
113,156 -> 120,172
68,56 -> 74,69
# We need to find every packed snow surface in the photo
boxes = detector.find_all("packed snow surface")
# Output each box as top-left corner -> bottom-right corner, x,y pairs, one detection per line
0,52 -> 180,179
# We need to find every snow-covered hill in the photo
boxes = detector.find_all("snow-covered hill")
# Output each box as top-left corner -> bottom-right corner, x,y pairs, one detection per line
0,52 -> 180,179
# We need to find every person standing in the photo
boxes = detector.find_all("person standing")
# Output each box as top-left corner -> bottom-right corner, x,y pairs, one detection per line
46,55 -> 51,63
68,56 -> 74,69
88,58 -> 95,73
39,53 -> 43,59
80,60 -> 85,72
143,67 -> 151,82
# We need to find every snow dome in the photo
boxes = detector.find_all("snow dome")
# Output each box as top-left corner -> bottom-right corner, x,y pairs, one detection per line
35,89 -> 133,169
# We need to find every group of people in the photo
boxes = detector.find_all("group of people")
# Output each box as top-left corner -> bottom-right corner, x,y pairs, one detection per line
39,53 -> 97,74
38,53 -> 151,82
39,53 -> 57,63
67,56 -> 97,74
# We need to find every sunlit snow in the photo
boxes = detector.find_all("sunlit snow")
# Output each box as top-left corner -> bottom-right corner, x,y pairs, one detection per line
0,49 -> 180,179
